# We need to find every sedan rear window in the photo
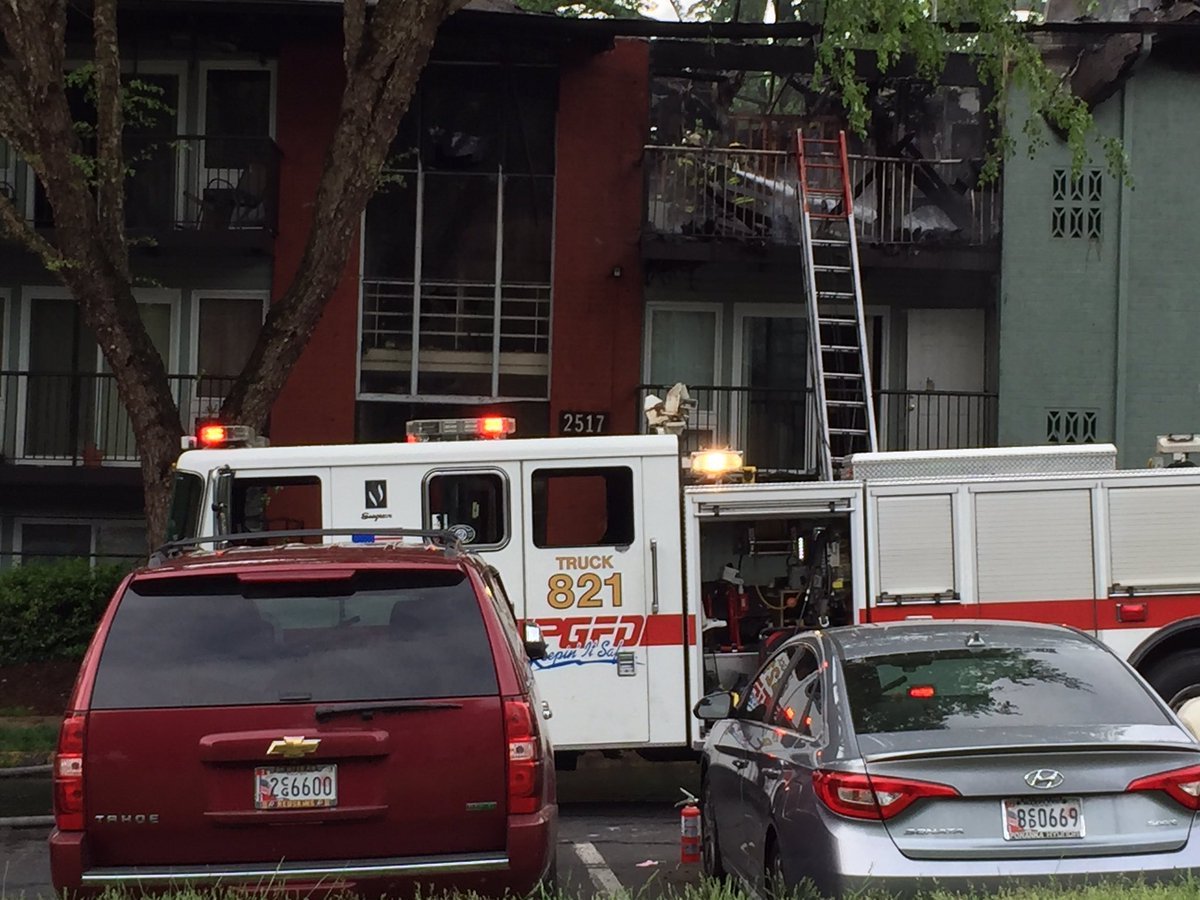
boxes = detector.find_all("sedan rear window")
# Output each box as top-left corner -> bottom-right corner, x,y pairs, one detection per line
842,643 -> 1170,735
90,569 -> 498,709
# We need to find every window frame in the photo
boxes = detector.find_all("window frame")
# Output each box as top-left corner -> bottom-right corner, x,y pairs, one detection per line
421,467 -> 512,551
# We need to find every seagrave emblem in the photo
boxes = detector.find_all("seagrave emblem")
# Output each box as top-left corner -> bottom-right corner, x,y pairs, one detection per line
365,480 -> 387,510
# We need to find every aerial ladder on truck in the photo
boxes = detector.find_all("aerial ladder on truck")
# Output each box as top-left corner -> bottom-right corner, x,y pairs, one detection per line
794,130 -> 878,479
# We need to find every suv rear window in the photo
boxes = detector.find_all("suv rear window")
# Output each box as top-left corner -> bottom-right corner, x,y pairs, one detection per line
842,643 -> 1169,735
90,569 -> 498,709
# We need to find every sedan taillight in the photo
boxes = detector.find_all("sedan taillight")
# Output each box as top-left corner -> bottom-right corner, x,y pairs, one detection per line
54,713 -> 87,831
504,698 -> 543,815
1127,764 -> 1200,811
813,769 -> 958,820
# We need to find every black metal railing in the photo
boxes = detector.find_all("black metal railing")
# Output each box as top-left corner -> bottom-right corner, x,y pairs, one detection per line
28,135 -> 280,234
638,384 -> 999,473
877,389 -> 999,452
0,371 -> 238,465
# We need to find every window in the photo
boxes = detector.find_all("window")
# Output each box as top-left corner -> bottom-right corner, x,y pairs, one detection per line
1051,168 -> 1102,240
739,647 -> 795,724
425,471 -> 508,547
532,467 -> 635,549
203,68 -> 273,168
842,642 -> 1169,736
229,477 -> 323,541
89,569 -> 498,709
167,471 -> 205,543
769,647 -> 824,737
16,520 -> 145,566
359,62 -> 557,402
18,523 -> 93,564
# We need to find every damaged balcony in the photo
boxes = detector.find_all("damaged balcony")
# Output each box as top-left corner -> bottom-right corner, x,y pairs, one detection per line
6,136 -> 280,252
643,146 -> 1000,262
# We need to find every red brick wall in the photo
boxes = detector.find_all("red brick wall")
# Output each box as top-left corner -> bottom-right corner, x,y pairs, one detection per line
269,37 -> 358,445
550,39 -> 649,435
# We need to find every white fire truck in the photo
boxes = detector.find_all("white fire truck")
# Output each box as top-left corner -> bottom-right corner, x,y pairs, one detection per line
166,420 -> 1200,754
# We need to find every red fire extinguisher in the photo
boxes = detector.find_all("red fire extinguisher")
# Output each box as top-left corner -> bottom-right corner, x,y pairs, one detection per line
679,790 -> 702,864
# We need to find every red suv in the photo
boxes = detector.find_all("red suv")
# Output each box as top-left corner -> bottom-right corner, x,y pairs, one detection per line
49,536 -> 556,897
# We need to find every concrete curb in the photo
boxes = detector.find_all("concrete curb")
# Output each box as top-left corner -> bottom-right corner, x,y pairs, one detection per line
0,764 -> 52,778
0,814 -> 53,829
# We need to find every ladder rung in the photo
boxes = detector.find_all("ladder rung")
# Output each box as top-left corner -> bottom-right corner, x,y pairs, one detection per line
818,317 -> 858,326
804,187 -> 844,195
825,372 -> 864,380
827,400 -> 867,408
810,239 -> 849,247
821,345 -> 860,352
814,265 -> 852,272
829,428 -> 870,436
807,212 -> 846,220
802,137 -> 840,144
818,291 -> 856,299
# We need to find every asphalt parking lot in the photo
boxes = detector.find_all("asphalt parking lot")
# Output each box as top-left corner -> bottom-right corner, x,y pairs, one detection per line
1,759 -> 703,898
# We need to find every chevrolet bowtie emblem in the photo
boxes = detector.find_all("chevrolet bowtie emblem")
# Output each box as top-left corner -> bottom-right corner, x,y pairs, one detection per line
266,736 -> 321,758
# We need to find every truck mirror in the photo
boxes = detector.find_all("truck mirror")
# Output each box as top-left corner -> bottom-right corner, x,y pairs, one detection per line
523,622 -> 549,661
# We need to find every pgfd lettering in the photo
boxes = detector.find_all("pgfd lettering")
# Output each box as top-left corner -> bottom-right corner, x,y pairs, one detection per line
547,571 -> 623,609
536,615 -> 646,649
554,555 -> 614,570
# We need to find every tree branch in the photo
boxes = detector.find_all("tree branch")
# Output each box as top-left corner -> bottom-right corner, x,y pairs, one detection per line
0,187 -> 65,270
92,0 -> 128,273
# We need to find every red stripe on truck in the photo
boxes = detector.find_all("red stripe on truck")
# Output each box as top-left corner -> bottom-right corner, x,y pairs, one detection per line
863,594 -> 1200,631
527,614 -> 696,649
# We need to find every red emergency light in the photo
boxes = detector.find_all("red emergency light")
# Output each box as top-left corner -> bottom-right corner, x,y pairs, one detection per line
198,424 -> 228,447
185,422 -> 265,450
908,685 -> 936,699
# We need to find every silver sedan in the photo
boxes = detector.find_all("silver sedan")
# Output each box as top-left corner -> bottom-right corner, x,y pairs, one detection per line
696,621 -> 1200,898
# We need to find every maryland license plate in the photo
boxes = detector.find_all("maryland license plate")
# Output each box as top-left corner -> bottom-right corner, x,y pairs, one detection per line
1002,797 -> 1084,840
255,765 -> 338,810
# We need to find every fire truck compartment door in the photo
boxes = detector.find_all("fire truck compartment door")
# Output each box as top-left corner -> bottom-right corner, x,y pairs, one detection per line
520,458 -> 651,748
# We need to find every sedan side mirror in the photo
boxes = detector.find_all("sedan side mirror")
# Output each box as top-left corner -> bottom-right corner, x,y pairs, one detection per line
694,691 -> 735,722
523,622 -> 548,661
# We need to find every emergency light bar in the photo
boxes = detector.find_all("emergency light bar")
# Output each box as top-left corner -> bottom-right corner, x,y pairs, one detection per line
406,416 -> 516,442
181,423 -> 269,450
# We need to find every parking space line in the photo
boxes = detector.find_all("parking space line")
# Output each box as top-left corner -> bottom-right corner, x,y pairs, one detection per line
572,841 -> 624,896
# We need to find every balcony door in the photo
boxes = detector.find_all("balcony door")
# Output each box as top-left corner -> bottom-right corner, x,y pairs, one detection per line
198,64 -> 275,229
732,306 -> 810,471
124,65 -> 185,229
643,303 -> 722,452
20,291 -> 176,462
901,308 -> 985,450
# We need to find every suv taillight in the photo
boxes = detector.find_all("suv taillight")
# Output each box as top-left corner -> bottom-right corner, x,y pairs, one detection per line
54,713 -> 87,831
504,698 -> 543,815
813,769 -> 958,820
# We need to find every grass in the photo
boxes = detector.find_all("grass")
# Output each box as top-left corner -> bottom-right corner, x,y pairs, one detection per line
0,705 -> 36,717
0,720 -> 57,757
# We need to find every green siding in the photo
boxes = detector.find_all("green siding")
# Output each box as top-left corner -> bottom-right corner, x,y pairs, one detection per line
1000,63 -> 1200,465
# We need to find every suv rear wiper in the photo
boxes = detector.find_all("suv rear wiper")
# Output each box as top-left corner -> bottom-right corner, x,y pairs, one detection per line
314,700 -> 463,722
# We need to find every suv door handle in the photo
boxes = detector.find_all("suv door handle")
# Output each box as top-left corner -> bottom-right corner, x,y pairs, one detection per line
762,768 -> 781,781
731,759 -> 749,771
541,701 -> 553,720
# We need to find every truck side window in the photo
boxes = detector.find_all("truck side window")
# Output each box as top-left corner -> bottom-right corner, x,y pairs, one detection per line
531,466 -> 634,548
231,477 -> 322,543
425,472 -> 508,547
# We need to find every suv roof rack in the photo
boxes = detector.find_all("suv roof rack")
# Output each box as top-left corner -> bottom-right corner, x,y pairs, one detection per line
149,528 -> 463,568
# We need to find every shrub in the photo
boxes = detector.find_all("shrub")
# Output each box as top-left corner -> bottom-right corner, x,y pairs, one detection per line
0,560 -> 129,665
